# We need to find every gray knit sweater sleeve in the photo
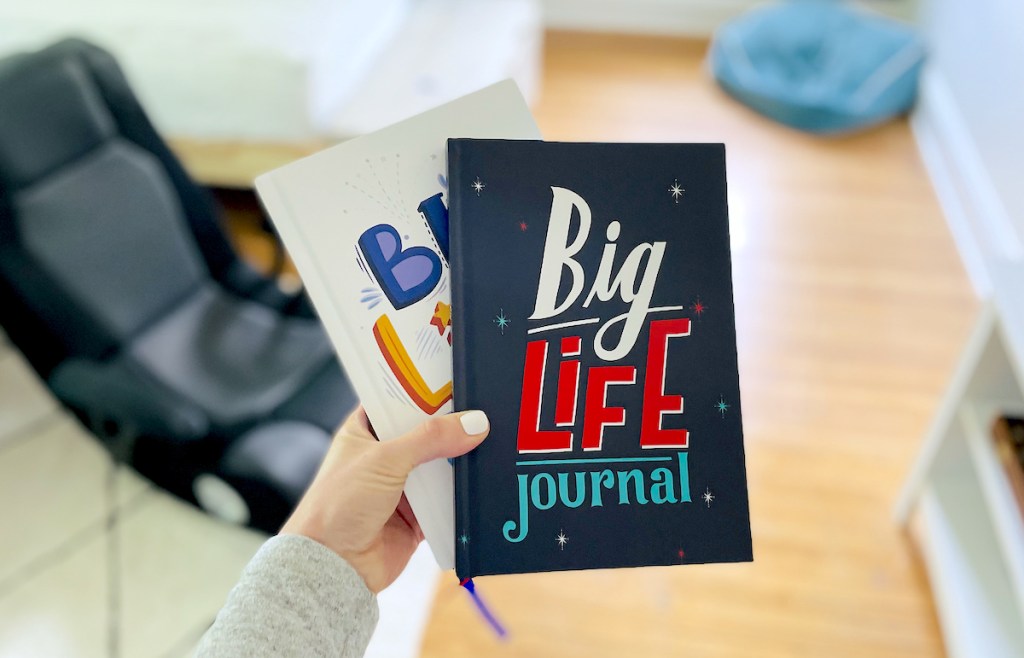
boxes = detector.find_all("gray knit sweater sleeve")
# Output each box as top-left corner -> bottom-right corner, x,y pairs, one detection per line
195,534 -> 379,657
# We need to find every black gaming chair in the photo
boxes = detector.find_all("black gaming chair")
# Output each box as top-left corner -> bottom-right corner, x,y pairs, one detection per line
0,39 -> 358,532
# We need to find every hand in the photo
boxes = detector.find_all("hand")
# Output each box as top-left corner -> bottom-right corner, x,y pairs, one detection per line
280,407 -> 489,593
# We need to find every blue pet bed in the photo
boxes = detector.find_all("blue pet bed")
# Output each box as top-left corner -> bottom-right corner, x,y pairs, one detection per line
708,2 -> 925,134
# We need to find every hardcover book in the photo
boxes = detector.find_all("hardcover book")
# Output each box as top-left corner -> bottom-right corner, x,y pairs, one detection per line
254,82 -> 541,570
448,139 -> 752,578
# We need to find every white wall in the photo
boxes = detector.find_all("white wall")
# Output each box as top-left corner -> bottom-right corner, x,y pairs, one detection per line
912,0 -> 1024,294
0,0 -> 408,141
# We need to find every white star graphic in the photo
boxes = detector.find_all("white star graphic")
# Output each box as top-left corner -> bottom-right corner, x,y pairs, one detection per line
556,530 -> 568,550
669,179 -> 685,203
472,177 -> 485,196
702,488 -> 715,508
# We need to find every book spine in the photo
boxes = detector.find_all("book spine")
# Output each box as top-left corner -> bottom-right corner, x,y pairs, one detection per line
448,139 -> 474,579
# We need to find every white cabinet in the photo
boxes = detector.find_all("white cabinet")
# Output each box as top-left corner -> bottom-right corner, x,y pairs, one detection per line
897,262 -> 1024,657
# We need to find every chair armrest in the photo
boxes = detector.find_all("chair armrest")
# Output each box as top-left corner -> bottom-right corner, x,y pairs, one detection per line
48,358 -> 210,441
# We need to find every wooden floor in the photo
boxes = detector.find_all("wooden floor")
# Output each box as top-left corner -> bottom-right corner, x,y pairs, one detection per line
413,31 -> 976,658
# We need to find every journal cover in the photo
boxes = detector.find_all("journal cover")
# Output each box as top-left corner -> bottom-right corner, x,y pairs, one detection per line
254,82 -> 541,570
448,139 -> 752,578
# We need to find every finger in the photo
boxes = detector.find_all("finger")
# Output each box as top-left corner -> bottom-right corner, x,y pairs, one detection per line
384,410 -> 489,474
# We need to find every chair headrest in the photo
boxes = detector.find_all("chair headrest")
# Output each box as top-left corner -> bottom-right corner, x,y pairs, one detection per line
0,49 -> 116,191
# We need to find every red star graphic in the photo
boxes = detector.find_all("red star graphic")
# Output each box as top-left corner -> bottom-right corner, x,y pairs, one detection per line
690,300 -> 706,318
429,301 -> 451,335
678,549 -> 685,560
519,221 -> 528,232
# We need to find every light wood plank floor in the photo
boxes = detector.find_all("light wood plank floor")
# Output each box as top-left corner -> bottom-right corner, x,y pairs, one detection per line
418,31 -> 976,658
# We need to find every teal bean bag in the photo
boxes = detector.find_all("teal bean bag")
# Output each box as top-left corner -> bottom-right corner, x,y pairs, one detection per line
708,2 -> 925,134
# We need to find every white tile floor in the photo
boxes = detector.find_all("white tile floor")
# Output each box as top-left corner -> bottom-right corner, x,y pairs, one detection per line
0,333 -> 439,657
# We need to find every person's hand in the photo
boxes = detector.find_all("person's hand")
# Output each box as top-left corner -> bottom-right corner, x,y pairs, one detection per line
280,407 -> 489,593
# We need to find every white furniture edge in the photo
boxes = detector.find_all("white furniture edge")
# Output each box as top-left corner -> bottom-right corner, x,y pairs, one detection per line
911,68 -> 1024,298
896,261 -> 1024,655
960,401 -> 1024,613
893,302 -> 995,523
916,482 -> 1024,657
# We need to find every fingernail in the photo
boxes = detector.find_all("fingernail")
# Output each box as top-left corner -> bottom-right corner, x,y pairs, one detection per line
460,410 -> 489,435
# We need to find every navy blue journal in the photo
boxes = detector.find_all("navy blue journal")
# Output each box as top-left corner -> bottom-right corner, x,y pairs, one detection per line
447,139 -> 751,579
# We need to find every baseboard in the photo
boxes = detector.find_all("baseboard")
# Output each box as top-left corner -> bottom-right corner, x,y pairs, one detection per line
911,67 -> 1022,298
541,0 -> 754,36
541,0 -> 916,36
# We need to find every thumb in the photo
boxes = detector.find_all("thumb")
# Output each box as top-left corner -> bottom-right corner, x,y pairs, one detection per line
386,410 -> 490,474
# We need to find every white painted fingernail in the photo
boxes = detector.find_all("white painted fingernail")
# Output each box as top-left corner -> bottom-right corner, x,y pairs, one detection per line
460,410 -> 489,435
